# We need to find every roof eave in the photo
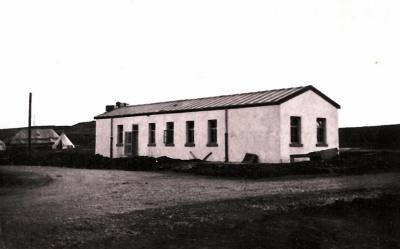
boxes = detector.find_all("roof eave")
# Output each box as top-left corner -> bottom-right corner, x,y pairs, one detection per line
276,85 -> 341,109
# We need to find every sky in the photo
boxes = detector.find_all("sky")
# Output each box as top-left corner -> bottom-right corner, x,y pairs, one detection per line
0,0 -> 399,129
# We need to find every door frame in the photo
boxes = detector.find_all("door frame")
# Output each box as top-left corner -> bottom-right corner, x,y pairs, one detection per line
124,131 -> 132,157
132,124 -> 139,156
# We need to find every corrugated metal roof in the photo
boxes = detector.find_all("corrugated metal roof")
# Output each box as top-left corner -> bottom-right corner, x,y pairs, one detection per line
95,85 -> 340,119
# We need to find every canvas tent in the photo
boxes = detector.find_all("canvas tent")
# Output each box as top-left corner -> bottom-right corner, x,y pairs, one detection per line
52,132 -> 75,150
0,140 -> 6,151
9,128 -> 60,149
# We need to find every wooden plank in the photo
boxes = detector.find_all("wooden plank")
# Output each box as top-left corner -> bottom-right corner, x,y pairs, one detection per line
190,151 -> 198,159
203,152 -> 212,161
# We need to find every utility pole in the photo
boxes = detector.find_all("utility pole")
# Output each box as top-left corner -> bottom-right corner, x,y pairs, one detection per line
28,92 -> 32,158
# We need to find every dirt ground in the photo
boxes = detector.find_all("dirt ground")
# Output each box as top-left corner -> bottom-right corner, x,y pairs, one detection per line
1,166 -> 400,249
1,166 -> 400,219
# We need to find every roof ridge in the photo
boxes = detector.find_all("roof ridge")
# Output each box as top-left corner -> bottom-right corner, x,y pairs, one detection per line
125,86 -> 306,108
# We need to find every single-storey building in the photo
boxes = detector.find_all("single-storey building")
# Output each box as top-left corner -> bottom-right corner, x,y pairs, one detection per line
94,85 -> 340,163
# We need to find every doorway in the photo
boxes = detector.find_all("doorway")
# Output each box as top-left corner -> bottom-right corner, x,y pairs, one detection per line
132,124 -> 139,156
124,131 -> 132,156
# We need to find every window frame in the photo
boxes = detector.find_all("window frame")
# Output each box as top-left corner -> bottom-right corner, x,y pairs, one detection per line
290,116 -> 302,147
207,119 -> 218,147
164,122 -> 174,146
185,120 -> 195,147
316,118 -> 328,147
117,125 -> 124,146
148,123 -> 156,146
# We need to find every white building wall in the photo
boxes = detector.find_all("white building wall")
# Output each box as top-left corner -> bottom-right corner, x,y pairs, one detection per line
95,118 -> 111,156
228,106 -> 281,163
98,110 -> 227,161
279,90 -> 339,162
96,107 -> 282,163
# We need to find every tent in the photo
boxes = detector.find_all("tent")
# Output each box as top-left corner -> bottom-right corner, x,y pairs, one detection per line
52,132 -> 75,150
9,128 -> 60,149
0,140 -> 6,151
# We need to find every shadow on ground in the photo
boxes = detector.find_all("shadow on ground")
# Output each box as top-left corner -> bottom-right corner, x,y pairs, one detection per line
0,168 -> 51,188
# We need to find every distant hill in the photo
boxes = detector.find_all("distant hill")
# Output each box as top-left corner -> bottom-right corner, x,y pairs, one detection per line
339,124 -> 400,149
60,121 -> 95,149
3,121 -> 399,151
0,121 -> 95,150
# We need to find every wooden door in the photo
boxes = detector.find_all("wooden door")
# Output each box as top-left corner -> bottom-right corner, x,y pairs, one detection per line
124,131 -> 132,156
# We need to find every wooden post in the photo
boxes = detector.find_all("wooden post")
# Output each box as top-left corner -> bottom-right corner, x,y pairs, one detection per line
28,92 -> 32,158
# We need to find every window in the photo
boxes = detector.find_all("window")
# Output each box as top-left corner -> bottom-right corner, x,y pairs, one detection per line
316,118 -> 327,146
148,123 -> 156,146
207,119 -> 218,146
164,122 -> 174,146
185,121 -> 195,146
290,116 -> 302,146
117,125 -> 123,146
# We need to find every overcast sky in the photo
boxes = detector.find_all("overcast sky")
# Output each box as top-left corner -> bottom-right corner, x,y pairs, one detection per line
1,0 -> 399,129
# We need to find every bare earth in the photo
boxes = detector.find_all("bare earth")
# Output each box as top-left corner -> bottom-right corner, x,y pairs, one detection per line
1,166 -> 400,249
1,166 -> 400,220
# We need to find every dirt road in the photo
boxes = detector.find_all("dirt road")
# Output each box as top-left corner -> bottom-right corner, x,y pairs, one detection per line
2,166 -> 400,249
1,166 -> 400,220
